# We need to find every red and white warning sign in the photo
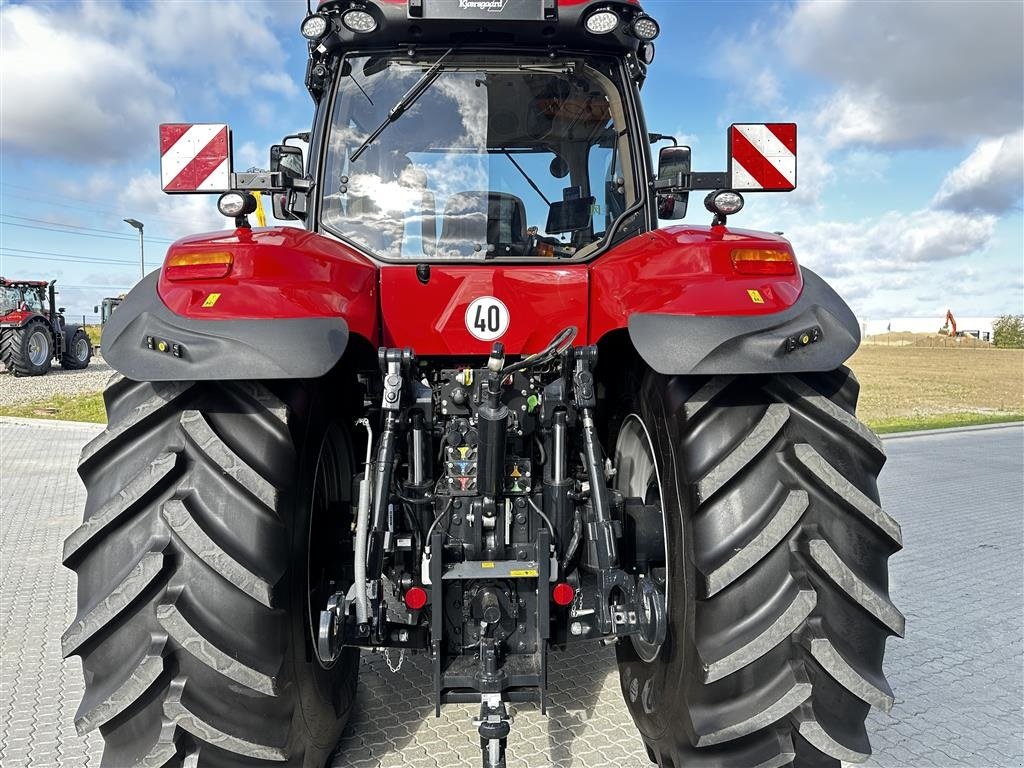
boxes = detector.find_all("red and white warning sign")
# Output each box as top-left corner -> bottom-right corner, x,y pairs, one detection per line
728,123 -> 797,191
160,123 -> 232,193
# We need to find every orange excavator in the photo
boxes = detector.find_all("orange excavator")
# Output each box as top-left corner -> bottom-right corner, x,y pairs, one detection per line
944,309 -> 958,337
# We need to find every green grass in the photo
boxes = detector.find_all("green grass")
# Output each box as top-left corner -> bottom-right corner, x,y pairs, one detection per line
3,392 -> 1020,436
0,392 -> 106,423
867,411 -> 1024,434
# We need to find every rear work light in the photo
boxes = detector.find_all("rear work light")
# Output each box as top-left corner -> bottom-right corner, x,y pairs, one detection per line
631,14 -> 660,41
300,13 -> 329,40
731,249 -> 796,276
585,10 -> 620,34
342,8 -> 378,33
165,251 -> 234,281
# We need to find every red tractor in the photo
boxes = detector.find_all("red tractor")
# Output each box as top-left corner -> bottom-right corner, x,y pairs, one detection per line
0,277 -> 92,375
65,3 -> 902,767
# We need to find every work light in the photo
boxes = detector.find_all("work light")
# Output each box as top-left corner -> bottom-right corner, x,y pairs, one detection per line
705,190 -> 745,216
300,14 -> 329,40
217,192 -> 258,218
631,15 -> 660,41
585,10 -> 620,35
342,9 -> 378,33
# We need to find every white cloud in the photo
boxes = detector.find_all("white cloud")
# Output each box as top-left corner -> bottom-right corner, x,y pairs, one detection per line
0,1 -> 304,163
932,131 -> 1024,214
0,4 -> 175,162
779,208 -> 1000,316
790,209 -> 996,278
253,72 -> 301,99
782,0 -> 1024,149
119,171 -> 229,242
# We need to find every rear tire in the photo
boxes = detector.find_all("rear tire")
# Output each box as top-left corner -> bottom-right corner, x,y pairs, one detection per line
615,368 -> 902,767
64,375 -> 359,767
1,318 -> 53,375
62,328 -> 93,369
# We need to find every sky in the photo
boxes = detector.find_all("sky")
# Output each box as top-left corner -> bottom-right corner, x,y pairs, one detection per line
1,0 -> 1022,323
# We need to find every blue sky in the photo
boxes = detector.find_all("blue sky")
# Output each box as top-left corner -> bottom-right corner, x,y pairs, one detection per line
1,0 -> 1021,322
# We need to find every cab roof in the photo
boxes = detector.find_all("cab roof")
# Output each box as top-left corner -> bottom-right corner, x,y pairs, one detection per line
313,0 -> 654,55
0,278 -> 49,288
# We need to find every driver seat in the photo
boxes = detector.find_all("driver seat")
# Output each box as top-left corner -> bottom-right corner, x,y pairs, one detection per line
438,192 -> 528,258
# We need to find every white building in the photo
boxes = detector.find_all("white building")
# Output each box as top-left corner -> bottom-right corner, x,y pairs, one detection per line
860,317 -> 997,341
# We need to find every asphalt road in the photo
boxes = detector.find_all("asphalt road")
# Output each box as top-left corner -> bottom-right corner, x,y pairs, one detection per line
1,419 -> 1022,768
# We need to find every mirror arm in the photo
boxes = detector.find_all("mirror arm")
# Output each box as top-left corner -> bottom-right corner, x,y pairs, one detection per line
231,172 -> 315,194
655,171 -> 731,193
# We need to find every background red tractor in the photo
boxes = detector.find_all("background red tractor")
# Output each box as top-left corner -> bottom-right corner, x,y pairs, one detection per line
65,2 -> 901,767
0,277 -> 92,376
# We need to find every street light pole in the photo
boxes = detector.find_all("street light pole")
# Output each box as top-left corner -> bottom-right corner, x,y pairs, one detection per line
123,218 -> 145,279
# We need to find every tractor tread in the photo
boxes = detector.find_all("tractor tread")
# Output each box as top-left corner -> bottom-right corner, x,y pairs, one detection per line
161,498 -> 275,607
75,651 -> 165,735
157,602 -> 279,695
683,375 -> 736,421
703,489 -> 808,597
137,724 -> 181,768
619,369 -> 900,768
694,673 -> 812,747
64,452 -> 179,565
180,410 -> 279,513
697,402 -> 789,502
62,549 -> 166,656
793,444 -> 902,546
80,381 -> 194,470
164,677 -> 289,762
770,375 -> 883,459
701,588 -> 816,683
66,378 -> 357,768
806,538 -> 905,636
0,319 -> 53,376
802,634 -> 894,712
792,706 -> 870,763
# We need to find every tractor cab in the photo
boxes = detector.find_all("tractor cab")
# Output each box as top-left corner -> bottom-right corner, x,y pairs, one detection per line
292,0 -> 662,263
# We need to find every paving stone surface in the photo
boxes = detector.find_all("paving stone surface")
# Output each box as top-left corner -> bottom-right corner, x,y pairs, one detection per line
1,418 -> 1021,768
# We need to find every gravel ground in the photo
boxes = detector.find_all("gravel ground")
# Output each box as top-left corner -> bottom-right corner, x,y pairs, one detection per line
0,356 -> 113,407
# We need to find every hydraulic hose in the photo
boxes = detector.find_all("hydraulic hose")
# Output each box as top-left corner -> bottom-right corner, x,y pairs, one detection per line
353,418 -> 374,626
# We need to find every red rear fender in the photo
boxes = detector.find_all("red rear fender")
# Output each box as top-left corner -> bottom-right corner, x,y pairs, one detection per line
157,227 -> 379,344
589,225 -> 803,342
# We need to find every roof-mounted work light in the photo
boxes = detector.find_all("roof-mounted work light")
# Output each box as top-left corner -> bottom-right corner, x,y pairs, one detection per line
342,8 -> 378,33
631,14 -> 660,41
585,9 -> 620,35
300,13 -> 329,40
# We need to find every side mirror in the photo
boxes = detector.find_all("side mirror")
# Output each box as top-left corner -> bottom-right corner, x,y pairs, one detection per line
58,307 -> 66,313
271,192 -> 301,222
270,145 -> 305,186
657,145 -> 691,220
93,305 -> 99,313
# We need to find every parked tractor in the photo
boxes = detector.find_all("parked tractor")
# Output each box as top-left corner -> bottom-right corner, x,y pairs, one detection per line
94,296 -> 124,325
0,277 -> 92,376
65,2 -> 902,767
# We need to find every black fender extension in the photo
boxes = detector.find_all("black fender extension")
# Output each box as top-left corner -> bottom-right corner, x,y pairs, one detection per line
627,268 -> 860,375
101,272 -> 349,381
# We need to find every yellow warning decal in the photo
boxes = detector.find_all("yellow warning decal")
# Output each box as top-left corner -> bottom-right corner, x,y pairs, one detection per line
510,569 -> 539,578
201,293 -> 221,308
481,562 -> 495,569
747,289 -> 765,304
